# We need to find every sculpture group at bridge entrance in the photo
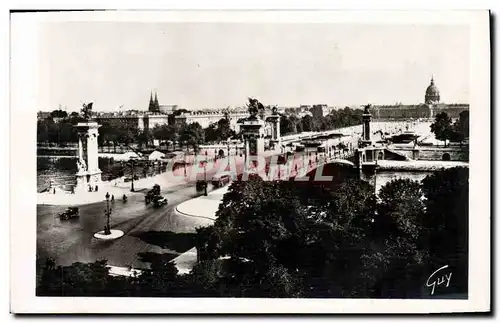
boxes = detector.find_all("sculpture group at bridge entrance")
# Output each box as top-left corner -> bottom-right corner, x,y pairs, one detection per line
74,102 -> 103,193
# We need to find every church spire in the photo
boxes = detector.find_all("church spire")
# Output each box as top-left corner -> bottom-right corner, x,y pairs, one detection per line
148,91 -> 155,112
154,92 -> 160,111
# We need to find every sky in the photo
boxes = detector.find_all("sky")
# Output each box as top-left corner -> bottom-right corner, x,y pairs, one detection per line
38,22 -> 470,112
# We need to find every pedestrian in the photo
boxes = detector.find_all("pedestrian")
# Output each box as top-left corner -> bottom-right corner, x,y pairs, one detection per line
95,185 -> 99,192
111,195 -> 115,202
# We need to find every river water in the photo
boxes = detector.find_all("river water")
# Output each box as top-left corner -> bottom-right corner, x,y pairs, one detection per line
37,157 -> 171,193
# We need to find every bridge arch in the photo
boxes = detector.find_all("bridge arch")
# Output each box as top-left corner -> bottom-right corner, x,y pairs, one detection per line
324,159 -> 356,167
293,160 -> 357,187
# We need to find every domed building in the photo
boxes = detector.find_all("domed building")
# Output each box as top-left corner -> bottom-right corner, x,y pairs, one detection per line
425,76 -> 440,105
369,75 -> 468,120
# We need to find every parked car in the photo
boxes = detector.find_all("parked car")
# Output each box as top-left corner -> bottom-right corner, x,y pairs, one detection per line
152,195 -> 168,207
212,173 -> 231,188
58,207 -> 79,220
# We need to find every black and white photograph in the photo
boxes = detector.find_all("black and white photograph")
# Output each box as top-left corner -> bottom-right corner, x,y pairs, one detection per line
9,9 -> 490,314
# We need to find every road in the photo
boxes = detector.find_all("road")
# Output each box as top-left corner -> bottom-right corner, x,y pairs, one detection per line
37,182 -> 216,270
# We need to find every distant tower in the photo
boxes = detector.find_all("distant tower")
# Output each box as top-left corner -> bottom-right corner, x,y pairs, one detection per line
148,91 -> 155,112
425,76 -> 440,105
154,92 -> 160,111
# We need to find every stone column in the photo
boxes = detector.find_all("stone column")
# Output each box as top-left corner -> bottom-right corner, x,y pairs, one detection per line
78,135 -> 84,163
275,119 -> 280,141
244,137 -> 250,169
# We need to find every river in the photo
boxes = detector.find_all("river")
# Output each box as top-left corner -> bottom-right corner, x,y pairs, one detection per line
37,157 -> 171,193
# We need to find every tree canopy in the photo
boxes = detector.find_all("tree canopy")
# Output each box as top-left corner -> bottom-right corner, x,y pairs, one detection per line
37,167 -> 469,298
430,111 -> 469,146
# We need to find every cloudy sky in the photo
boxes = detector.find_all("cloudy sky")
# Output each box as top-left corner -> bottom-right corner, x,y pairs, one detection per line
38,22 -> 469,112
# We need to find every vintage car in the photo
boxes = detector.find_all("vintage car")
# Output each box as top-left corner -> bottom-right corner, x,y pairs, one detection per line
58,207 -> 79,220
145,184 -> 161,204
152,196 -> 168,207
212,173 -> 231,188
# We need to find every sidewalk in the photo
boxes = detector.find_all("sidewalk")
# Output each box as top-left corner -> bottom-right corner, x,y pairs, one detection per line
37,154 -> 244,206
37,162 -> 200,206
175,185 -> 230,221
171,185 -> 230,274
37,184 -> 144,206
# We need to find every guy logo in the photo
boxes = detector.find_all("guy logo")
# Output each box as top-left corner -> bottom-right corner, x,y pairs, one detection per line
426,265 -> 452,296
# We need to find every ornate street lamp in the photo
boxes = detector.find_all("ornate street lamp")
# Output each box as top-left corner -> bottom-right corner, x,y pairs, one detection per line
104,192 -> 112,235
374,155 -> 379,197
129,160 -> 136,192
203,160 -> 208,196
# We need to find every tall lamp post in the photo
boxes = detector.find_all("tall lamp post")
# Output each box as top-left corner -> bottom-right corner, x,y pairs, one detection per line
374,155 -> 378,196
104,192 -> 111,235
201,160 -> 208,196
129,159 -> 136,192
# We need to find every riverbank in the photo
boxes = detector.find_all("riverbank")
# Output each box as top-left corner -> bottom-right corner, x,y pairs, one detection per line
376,160 -> 469,171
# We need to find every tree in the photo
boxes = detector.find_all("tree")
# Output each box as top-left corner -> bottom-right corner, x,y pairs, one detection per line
430,112 -> 453,147
455,110 -> 469,138
376,178 -> 426,241
137,130 -> 152,148
353,179 -> 428,297
301,115 -> 316,132
56,121 -> 76,145
451,110 -> 469,145
37,119 -> 55,143
180,122 -> 204,151
37,260 -> 115,296
136,259 -> 180,296
204,117 -> 235,143
280,115 -> 297,135
193,175 -> 382,298
216,118 -> 234,141
50,109 -> 68,119
168,109 -> 190,125
421,167 -> 469,294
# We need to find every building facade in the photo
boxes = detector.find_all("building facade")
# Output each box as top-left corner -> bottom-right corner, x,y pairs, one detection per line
371,77 -> 468,120
174,110 -> 250,132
